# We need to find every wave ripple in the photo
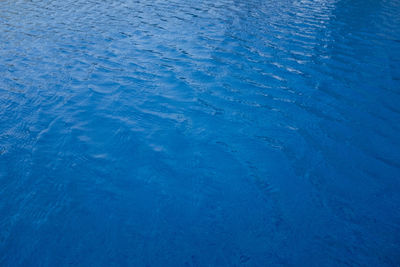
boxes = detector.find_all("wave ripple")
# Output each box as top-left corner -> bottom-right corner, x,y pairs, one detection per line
1,0 -> 400,266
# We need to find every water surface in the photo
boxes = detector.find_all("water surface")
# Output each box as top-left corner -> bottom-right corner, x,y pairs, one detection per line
1,0 -> 400,266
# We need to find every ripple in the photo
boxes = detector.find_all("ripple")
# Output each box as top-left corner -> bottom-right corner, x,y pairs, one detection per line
1,0 -> 400,266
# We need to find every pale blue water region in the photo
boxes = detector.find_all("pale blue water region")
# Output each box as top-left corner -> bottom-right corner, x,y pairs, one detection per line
1,0 -> 400,266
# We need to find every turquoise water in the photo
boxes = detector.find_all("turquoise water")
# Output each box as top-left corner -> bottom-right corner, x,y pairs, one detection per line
1,0 -> 400,266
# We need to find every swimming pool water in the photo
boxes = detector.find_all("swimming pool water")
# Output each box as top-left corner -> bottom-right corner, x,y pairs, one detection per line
1,0 -> 400,266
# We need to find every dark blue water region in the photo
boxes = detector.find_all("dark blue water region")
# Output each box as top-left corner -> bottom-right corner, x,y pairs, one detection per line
1,0 -> 400,266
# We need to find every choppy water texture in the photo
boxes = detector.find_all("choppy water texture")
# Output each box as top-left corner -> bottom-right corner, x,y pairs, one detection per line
1,0 -> 400,266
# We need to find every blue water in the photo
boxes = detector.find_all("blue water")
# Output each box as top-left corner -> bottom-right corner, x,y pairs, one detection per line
1,0 -> 400,266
